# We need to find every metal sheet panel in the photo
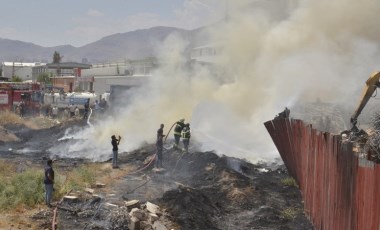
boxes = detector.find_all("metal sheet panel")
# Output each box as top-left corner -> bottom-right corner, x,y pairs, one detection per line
264,118 -> 380,230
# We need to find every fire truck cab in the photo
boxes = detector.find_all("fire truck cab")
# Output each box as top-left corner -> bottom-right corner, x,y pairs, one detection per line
0,82 -> 42,115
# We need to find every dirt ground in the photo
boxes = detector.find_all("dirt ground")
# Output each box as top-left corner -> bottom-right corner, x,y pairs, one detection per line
0,115 -> 314,230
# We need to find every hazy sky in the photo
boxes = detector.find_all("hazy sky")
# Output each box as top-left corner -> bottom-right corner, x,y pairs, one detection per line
0,0 -> 223,47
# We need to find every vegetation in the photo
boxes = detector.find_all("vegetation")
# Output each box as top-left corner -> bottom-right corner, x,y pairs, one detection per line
11,75 -> 22,82
281,207 -> 300,220
0,164 -> 44,210
0,160 -> 100,211
52,51 -> 62,64
0,110 -> 23,125
281,177 -> 298,188
58,165 -> 97,194
37,72 -> 52,84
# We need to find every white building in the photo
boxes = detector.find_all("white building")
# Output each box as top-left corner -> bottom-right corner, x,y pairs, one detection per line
79,58 -> 156,95
2,62 -> 44,81
190,44 -> 222,64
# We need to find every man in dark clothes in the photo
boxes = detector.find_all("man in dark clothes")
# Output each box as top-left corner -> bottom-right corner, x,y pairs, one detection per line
156,124 -> 165,168
111,135 -> 121,168
83,98 -> 90,120
182,123 -> 191,153
173,119 -> 185,150
44,159 -> 54,208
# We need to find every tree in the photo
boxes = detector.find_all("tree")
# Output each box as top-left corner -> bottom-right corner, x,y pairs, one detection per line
53,51 -> 62,64
11,75 -> 22,82
37,73 -> 52,84
52,51 -> 63,76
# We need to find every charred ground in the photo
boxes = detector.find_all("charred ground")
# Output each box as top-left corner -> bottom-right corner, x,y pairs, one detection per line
0,116 -> 314,230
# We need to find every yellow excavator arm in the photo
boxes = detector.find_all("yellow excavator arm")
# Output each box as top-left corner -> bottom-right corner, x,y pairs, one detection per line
350,71 -> 380,128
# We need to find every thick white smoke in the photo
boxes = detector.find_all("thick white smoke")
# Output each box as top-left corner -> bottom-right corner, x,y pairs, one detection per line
51,0 -> 380,163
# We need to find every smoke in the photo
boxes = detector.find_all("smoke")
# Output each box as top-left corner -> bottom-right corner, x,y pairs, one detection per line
52,0 -> 380,163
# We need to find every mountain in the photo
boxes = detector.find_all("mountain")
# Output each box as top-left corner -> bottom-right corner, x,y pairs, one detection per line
0,26 -> 209,63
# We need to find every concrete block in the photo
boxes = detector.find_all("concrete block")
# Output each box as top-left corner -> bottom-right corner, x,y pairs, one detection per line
125,199 -> 140,210
148,213 -> 159,223
153,221 -> 167,230
129,216 -> 140,230
85,188 -> 94,194
95,182 -> 106,188
146,201 -> 162,215
129,208 -> 146,221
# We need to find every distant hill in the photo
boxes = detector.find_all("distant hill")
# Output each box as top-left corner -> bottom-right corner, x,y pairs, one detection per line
0,26 -> 210,64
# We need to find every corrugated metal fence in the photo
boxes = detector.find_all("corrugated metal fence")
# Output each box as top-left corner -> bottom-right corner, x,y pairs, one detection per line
264,118 -> 380,230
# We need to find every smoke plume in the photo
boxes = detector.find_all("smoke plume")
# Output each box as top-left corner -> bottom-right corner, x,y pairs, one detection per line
52,0 -> 380,163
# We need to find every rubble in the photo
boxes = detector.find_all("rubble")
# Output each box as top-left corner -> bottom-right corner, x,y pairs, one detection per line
0,116 -> 313,229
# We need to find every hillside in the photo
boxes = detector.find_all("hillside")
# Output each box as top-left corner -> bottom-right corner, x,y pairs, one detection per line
0,26 -> 209,63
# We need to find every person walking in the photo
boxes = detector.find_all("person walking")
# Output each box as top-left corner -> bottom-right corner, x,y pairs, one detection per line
111,135 -> 121,169
44,159 -> 55,208
182,123 -> 191,153
156,124 -> 165,169
173,119 -> 185,150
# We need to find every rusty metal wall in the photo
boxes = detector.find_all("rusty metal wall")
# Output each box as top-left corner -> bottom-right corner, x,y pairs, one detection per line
264,118 -> 380,230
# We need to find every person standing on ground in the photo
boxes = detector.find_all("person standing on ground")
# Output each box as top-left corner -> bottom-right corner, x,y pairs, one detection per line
74,106 -> 79,117
173,119 -> 185,150
182,123 -> 191,153
83,98 -> 90,120
52,106 -> 58,119
156,124 -> 165,169
44,159 -> 55,208
111,135 -> 121,169
69,104 -> 75,117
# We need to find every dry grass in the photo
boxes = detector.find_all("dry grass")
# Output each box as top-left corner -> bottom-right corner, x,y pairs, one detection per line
0,110 -> 23,126
0,160 -> 16,176
226,187 -> 255,204
0,111 -> 56,130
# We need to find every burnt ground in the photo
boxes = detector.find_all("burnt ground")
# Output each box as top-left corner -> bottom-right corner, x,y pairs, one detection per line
0,117 -> 314,230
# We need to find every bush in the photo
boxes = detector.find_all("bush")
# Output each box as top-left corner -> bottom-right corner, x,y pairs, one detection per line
281,177 -> 298,188
281,207 -> 299,220
57,165 -> 96,194
0,169 -> 44,210
0,162 -> 99,210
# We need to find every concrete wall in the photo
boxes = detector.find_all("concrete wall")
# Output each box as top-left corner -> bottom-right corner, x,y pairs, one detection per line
93,76 -> 149,95
3,65 -> 33,81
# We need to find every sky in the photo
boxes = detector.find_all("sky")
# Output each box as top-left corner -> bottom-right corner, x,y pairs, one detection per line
0,0 -> 223,47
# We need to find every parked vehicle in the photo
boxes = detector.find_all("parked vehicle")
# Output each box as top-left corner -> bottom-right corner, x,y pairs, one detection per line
0,82 -> 41,115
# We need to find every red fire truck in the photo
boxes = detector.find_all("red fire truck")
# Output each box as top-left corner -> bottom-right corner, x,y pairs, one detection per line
0,82 -> 42,115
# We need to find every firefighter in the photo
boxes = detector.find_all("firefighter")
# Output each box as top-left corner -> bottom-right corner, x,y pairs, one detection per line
173,119 -> 185,150
155,124 -> 165,169
182,123 -> 191,153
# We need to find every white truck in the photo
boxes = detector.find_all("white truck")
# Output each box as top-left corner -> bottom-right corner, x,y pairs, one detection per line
43,92 -> 97,109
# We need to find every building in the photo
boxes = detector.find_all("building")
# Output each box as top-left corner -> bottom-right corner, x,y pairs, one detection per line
32,62 -> 91,92
79,58 -> 157,95
2,62 -> 43,81
190,44 -> 222,64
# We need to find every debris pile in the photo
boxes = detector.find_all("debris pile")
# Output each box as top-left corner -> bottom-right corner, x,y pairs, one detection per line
362,112 -> 380,162
0,116 -> 314,229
